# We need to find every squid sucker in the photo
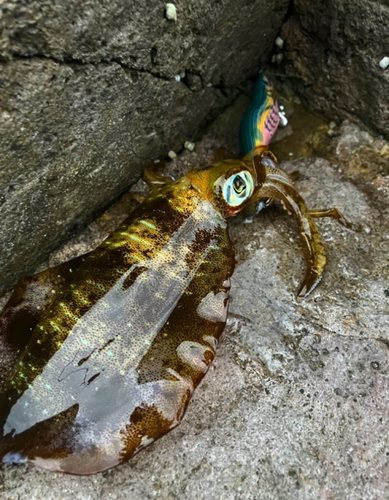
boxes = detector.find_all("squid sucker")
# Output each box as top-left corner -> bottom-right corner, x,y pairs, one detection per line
0,74 -> 354,475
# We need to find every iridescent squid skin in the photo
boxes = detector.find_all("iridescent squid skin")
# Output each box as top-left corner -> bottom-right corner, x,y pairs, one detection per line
0,75 -> 354,475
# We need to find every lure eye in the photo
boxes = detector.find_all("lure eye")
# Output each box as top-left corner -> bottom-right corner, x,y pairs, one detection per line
222,171 -> 254,207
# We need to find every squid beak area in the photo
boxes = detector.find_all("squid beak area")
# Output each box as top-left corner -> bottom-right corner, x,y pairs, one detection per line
251,160 -> 327,298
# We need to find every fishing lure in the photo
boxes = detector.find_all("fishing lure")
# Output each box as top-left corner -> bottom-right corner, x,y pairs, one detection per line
239,73 -> 280,157
0,74 -> 352,475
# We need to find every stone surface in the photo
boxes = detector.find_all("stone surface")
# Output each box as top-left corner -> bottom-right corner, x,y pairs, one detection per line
0,0 -> 289,294
281,0 -> 389,138
1,119 -> 388,499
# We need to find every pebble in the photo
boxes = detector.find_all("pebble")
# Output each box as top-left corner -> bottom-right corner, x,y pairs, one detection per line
329,121 -> 337,129
184,141 -> 195,152
165,3 -> 177,21
379,57 -> 389,70
168,150 -> 177,160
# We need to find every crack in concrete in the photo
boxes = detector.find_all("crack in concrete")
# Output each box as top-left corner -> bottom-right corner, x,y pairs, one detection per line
2,52 -> 245,96
2,52 -> 177,82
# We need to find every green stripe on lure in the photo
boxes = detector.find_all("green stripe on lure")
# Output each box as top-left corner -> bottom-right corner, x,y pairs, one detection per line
239,73 -> 280,156
0,80 -> 355,475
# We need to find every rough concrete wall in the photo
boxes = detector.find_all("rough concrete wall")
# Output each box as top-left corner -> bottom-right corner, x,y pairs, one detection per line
0,0 -> 289,294
281,0 -> 389,137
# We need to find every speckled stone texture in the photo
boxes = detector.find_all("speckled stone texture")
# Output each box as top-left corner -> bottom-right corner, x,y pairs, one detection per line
1,120 -> 388,500
281,0 -> 389,138
0,0 -> 289,294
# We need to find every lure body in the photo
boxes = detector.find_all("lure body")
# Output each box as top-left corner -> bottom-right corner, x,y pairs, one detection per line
239,74 -> 280,156
0,74 -> 353,474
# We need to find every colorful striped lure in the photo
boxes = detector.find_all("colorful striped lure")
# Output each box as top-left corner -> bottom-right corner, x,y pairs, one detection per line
0,76 -> 353,475
239,73 -> 280,156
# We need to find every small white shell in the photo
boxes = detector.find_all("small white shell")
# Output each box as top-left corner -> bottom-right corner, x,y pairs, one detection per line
275,53 -> 284,65
379,57 -> 389,70
165,3 -> 177,21
184,141 -> 195,152
275,36 -> 284,50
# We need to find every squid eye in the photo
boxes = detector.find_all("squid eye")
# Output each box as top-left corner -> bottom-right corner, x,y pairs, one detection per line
222,171 -> 254,207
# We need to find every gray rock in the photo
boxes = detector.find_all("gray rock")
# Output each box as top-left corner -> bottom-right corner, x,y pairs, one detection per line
1,121 -> 388,499
0,0 -> 288,294
281,0 -> 389,139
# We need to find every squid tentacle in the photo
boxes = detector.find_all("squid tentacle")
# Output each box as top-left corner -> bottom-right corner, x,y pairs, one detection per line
251,154 -> 353,297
